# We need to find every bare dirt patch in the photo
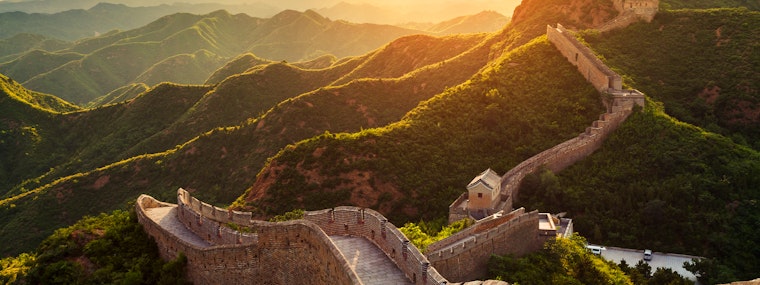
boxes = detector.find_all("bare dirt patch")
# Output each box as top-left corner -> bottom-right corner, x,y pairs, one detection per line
725,99 -> 760,125
93,175 -> 110,190
698,86 -> 721,105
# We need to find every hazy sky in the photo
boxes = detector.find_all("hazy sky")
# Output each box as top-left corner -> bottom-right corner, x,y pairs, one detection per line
0,0 -> 523,22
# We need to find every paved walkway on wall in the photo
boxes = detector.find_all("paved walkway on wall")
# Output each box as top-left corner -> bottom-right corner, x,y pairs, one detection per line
144,206 -> 211,248
330,236 -> 412,285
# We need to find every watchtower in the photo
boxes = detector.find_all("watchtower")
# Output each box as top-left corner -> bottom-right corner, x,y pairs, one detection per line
612,0 -> 659,22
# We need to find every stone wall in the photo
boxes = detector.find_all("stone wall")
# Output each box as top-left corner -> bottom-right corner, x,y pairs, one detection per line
498,25 -> 646,205
430,208 -> 527,254
136,194 -> 360,285
499,100 -> 637,204
547,23 -> 622,92
612,0 -> 659,21
426,209 -> 542,282
304,207 -> 449,285
601,0 -> 659,31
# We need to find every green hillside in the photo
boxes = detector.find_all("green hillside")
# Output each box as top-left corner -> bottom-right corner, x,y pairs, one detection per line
235,36 -> 603,221
0,30 -> 494,256
330,33 -> 487,86
0,49 -> 83,83
0,83 -> 209,199
133,49 -> 226,87
0,33 -> 70,60
204,53 -> 273,85
519,103 -> 760,282
428,11 -> 510,35
0,209 -> 187,284
22,11 -> 255,105
0,74 -> 79,194
292,54 -> 338,70
87,83 -> 149,108
584,8 -> 760,149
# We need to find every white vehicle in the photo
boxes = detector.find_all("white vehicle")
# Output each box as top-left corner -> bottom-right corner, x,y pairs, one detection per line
643,249 -> 653,261
586,245 -> 606,255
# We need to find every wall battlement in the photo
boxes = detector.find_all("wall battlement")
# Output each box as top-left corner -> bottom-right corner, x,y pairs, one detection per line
426,208 -> 544,282
140,189 -> 509,284
136,192 -> 360,285
303,207 -> 450,285
602,0 -> 659,31
548,24 -> 622,93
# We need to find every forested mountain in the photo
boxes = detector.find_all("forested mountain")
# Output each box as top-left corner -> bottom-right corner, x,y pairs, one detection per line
0,0 -> 758,283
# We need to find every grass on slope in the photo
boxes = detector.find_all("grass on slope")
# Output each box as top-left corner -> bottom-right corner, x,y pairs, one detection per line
204,53 -> 272,85
330,33 -> 487,86
0,74 -> 79,194
3,83 -> 210,199
583,8 -> 760,149
123,60 -> 364,158
23,11 -> 256,105
134,49 -> 226,86
0,33 -> 71,60
0,209 -> 187,284
518,101 -> 760,283
237,36 -> 604,223
0,49 -> 82,83
87,83 -> 149,108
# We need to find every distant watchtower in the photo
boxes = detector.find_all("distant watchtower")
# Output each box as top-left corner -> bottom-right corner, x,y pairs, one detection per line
612,0 -> 659,22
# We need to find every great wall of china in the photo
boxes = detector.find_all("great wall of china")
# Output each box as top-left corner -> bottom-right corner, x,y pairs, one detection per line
136,1 -> 657,283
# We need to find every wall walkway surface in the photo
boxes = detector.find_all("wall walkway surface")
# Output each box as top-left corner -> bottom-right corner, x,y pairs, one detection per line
136,192 -> 361,285
303,207 -> 449,285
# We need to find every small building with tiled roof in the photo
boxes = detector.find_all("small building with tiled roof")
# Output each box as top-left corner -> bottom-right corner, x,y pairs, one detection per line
466,168 -> 502,217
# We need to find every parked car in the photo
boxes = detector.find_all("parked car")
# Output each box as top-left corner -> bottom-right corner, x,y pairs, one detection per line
643,249 -> 653,261
586,245 -> 606,255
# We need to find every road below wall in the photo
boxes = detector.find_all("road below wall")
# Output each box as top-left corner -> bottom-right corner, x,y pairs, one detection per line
592,244 -> 700,281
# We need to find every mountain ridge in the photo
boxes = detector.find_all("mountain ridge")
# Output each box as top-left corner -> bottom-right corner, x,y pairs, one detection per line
5,9 -> 474,106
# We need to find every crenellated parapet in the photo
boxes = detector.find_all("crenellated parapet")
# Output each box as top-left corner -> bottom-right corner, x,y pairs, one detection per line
427,208 -> 542,282
600,0 -> 659,31
304,207 -> 449,285
547,23 -> 623,93
136,192 -> 361,285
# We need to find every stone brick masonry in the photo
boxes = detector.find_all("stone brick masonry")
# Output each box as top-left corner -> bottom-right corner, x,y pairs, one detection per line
136,192 -> 360,285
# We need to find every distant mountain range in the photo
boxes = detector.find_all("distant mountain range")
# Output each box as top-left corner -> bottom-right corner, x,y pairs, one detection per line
316,1 -> 519,25
0,8 -> 508,106
0,2 -> 281,41
0,0 -> 279,15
